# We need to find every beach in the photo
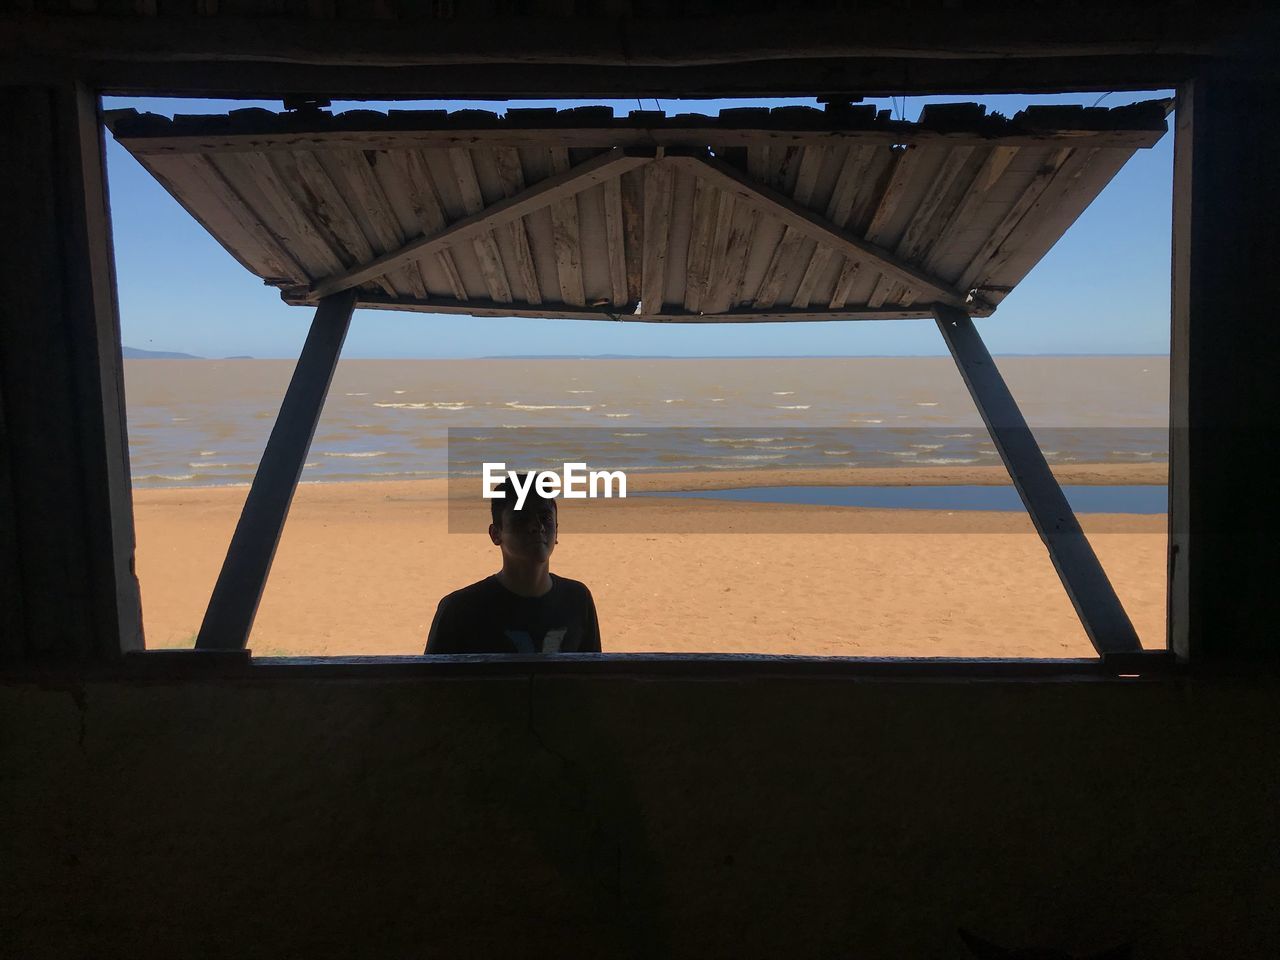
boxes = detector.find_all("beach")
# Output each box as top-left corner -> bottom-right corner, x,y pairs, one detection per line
132,463 -> 1168,657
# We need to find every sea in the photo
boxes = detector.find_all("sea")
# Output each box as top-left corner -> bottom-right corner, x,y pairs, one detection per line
124,356 -> 1169,489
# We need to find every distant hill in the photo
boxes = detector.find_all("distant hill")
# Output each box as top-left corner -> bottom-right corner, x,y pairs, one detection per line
122,346 -> 202,359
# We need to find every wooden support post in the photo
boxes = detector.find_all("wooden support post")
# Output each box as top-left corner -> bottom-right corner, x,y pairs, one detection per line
196,291 -> 356,651
1168,61 -> 1280,661
0,83 -> 142,660
932,304 -> 1142,655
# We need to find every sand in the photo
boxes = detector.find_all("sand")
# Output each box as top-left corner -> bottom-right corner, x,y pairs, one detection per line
132,465 -> 1169,658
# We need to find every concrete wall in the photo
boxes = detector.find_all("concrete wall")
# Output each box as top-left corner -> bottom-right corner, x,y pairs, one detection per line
2,672 -> 1277,959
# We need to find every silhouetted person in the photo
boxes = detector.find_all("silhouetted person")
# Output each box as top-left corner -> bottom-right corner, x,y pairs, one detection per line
424,474 -> 602,654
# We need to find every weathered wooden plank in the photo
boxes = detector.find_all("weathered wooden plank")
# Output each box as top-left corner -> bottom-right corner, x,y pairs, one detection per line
380,147 -> 467,300
793,144 -> 875,308
869,144 -> 975,306
831,144 -> 926,307
230,152 -> 347,278
448,147 -> 512,303
183,154 -> 309,283
330,149 -> 427,298
970,147 -> 1116,297
286,150 -> 398,296
492,146 -> 544,304
956,146 -> 1074,293
602,174 -> 628,307
669,151 -> 967,309
344,291 -> 930,323
309,147 -> 650,300
699,189 -> 737,314
620,167 -> 645,302
682,176 -> 719,312
197,292 -> 357,651
752,145 -> 826,308
933,304 -> 1141,655
546,146 -> 585,306
640,161 -> 675,315
828,256 -> 861,309
918,145 -> 1020,295
112,120 -> 1170,157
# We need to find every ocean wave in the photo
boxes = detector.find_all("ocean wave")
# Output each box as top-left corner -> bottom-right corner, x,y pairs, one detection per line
198,450 -> 216,456
567,389 -> 594,394
920,457 -> 979,465
916,402 -> 940,407
373,401 -> 472,410
710,398 -> 725,402
320,451 -> 389,458
724,453 -> 788,461
189,461 -> 256,469
345,392 -> 369,397
890,451 -> 919,457
505,402 -> 593,411
663,398 -> 684,403
941,433 -> 973,438
775,404 -> 812,410
702,437 -> 784,444
604,413 -> 631,418
614,432 -> 648,437
393,390 -> 406,395
910,443 -> 943,450
772,391 -> 795,396
850,418 -> 883,424
170,417 -> 191,423
756,443 -> 816,450
137,473 -> 195,481
823,449 -> 853,456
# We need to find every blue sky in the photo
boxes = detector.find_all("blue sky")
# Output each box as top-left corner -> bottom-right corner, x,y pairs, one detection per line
104,92 -> 1174,358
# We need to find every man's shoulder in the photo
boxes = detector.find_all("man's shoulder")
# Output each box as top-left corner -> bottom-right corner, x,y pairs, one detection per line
438,575 -> 501,608
551,574 -> 594,601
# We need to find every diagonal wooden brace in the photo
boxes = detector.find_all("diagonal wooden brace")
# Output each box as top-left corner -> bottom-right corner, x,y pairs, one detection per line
196,291 -> 356,651
933,303 -> 1142,655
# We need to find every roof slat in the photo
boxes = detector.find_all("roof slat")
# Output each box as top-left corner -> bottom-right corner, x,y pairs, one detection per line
956,146 -> 1074,295
752,145 -> 826,308
683,176 -> 719,313
641,161 -> 675,315
378,149 -> 468,301
287,151 -> 398,297
602,175 -> 628,308
492,147 -> 545,305
448,147 -> 512,303
868,144 -> 975,306
178,154 -> 309,285
547,146 -> 585,307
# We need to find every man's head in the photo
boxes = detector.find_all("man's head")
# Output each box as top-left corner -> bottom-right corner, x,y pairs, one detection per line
488,473 -> 558,564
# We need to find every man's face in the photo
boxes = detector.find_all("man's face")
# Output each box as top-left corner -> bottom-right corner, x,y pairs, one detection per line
490,497 -> 557,563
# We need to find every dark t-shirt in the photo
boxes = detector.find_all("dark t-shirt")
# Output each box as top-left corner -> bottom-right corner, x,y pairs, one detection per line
424,573 -> 602,654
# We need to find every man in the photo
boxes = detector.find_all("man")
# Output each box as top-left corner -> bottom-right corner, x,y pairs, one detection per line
424,473 -> 602,654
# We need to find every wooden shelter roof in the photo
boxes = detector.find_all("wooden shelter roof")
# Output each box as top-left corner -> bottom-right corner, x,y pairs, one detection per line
105,100 -> 1169,323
